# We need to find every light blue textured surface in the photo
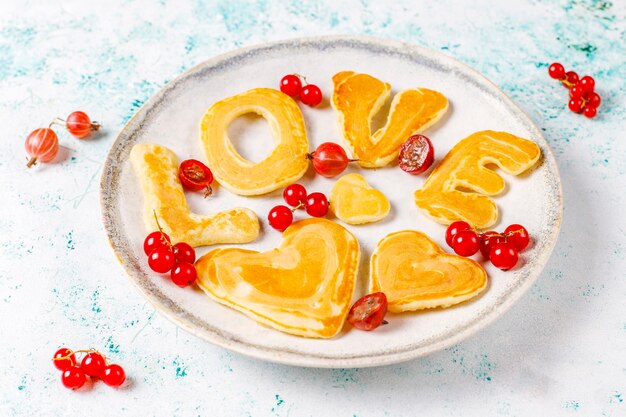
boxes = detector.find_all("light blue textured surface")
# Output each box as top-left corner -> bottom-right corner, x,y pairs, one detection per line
1,1 -> 625,416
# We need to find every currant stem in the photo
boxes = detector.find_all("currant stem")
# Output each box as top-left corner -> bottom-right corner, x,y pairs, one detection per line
53,348 -> 101,367
506,228 -> 526,237
291,202 -> 305,212
305,152 -> 359,163
203,185 -> 213,198
560,76 -> 577,89
26,157 -> 37,168
152,210 -> 173,250
293,73 -> 308,85
91,121 -> 101,131
49,117 -> 66,128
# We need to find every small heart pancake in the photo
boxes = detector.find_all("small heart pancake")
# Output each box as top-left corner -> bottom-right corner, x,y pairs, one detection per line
370,230 -> 487,312
329,174 -> 390,225
196,218 -> 360,338
130,144 -> 259,247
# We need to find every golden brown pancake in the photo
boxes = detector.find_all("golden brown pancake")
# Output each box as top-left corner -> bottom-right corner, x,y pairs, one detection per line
200,88 -> 309,195
414,130 -> 541,228
329,173 -> 390,225
370,230 -> 487,312
130,143 -> 259,247
195,218 -> 360,338
331,71 -> 448,168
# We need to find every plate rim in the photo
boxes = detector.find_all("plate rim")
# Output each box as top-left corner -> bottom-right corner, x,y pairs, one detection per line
100,34 -> 563,368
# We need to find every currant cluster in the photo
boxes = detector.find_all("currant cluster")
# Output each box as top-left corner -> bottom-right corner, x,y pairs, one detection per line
445,221 -> 530,270
53,347 -> 125,390
347,292 -> 388,331
279,74 -> 323,107
25,110 -> 100,168
268,184 -> 329,231
398,134 -> 435,175
144,212 -> 197,287
307,142 -> 357,178
179,159 -> 214,197
548,63 -> 601,118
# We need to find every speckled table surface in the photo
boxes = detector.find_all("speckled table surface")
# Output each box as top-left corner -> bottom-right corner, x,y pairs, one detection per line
1,1 -> 625,416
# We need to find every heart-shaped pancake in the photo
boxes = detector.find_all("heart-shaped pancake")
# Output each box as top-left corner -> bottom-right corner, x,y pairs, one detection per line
329,174 -> 390,225
195,218 -> 360,338
331,71 -> 448,168
370,230 -> 487,312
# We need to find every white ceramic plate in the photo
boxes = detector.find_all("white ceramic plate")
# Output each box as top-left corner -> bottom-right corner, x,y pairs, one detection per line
101,36 -> 562,368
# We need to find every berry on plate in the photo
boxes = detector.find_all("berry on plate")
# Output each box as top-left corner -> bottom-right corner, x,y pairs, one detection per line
304,192 -> 329,217
451,230 -> 480,257
283,184 -> 307,208
179,159 -> 214,197
445,221 -> 471,248
504,224 -> 530,251
398,134 -> 434,175
479,231 -> 506,258
300,84 -> 323,106
347,292 -> 388,331
307,142 -> 354,178
268,205 -> 294,231
489,242 -> 519,270
280,74 -> 302,97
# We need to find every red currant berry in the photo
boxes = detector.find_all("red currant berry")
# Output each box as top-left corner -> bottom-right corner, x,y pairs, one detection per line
305,192 -> 329,217
280,74 -> 302,97
564,71 -> 579,86
583,105 -> 597,118
587,92 -> 601,108
445,221 -> 471,247
173,242 -> 195,264
148,246 -> 176,273
308,142 -> 353,178
479,231 -> 507,258
347,292 -> 388,331
80,352 -> 105,377
490,243 -> 519,270
283,184 -> 307,208
579,75 -> 595,93
66,111 -> 98,139
548,62 -> 565,80
300,84 -> 323,106
451,230 -> 480,257
101,364 -> 126,387
268,205 -> 293,231
53,348 -> 76,371
144,231 -> 171,256
568,97 -> 584,113
398,134 -> 434,175
61,366 -> 86,390
504,224 -> 530,251
569,84 -> 584,98
171,263 -> 197,287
